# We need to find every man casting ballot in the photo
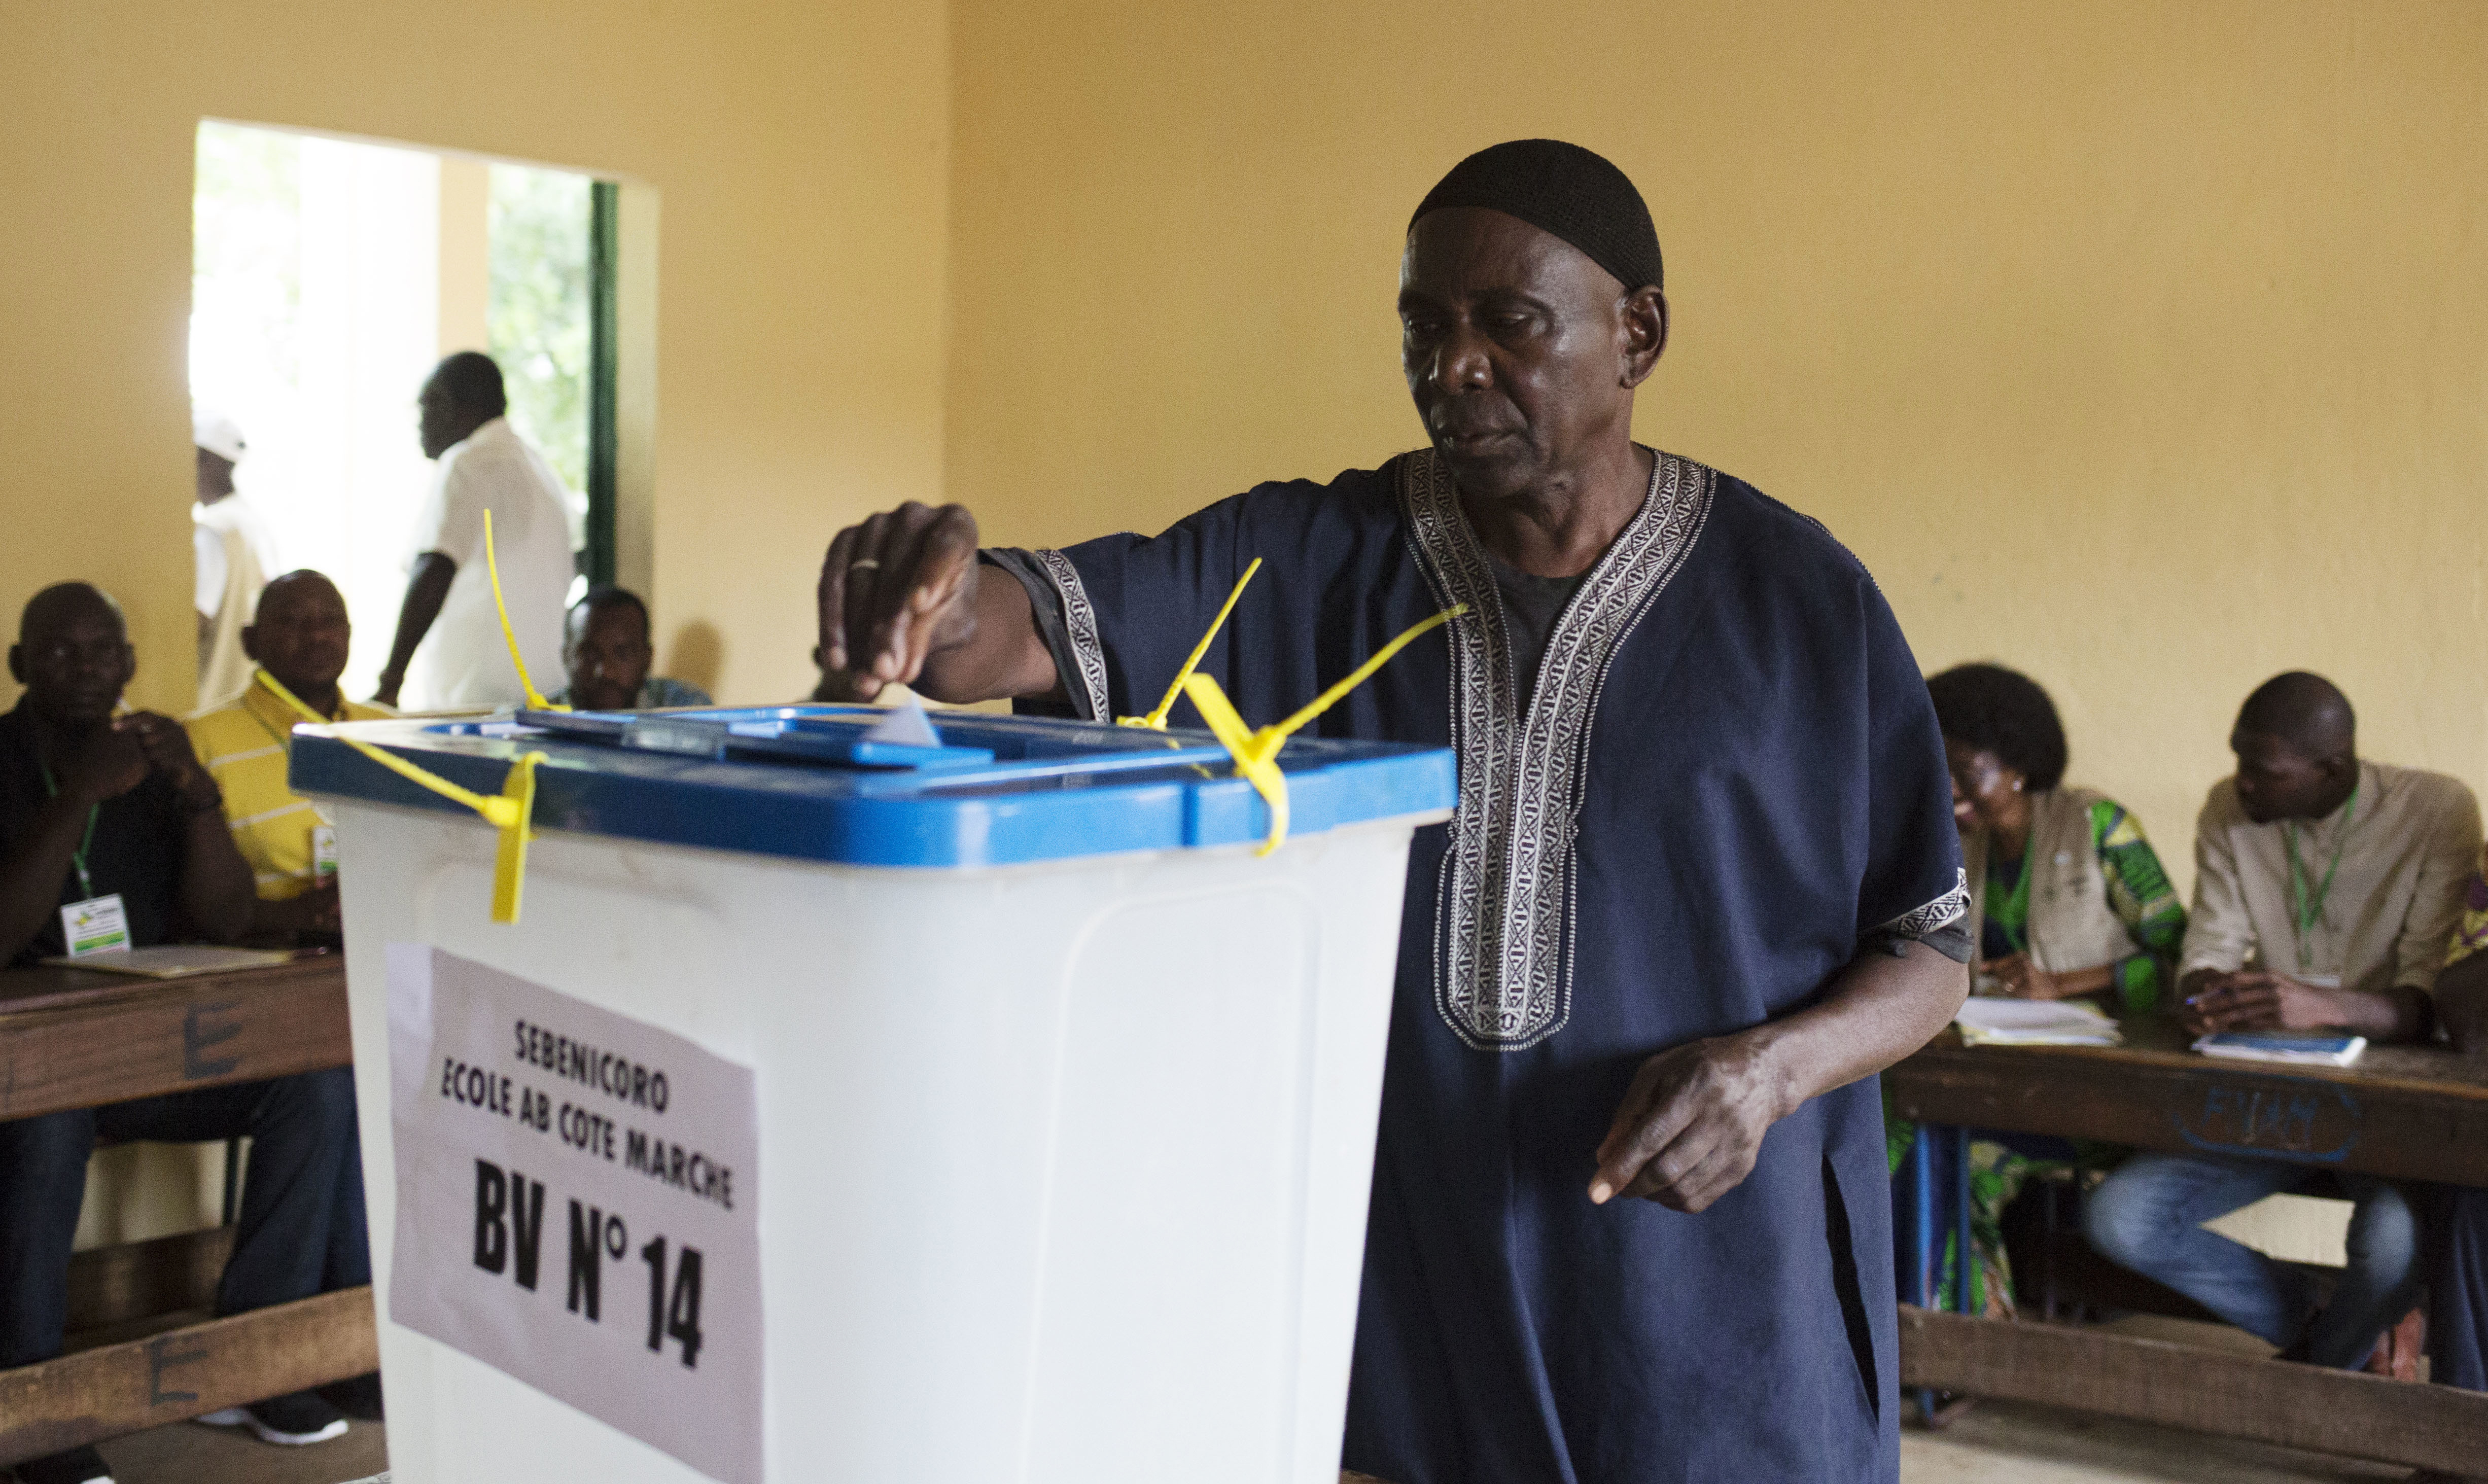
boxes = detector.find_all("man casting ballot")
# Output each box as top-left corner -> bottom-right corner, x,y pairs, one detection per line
816,140 -> 1971,1482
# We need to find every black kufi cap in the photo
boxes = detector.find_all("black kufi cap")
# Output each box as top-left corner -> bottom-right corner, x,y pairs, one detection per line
1410,139 -> 1663,293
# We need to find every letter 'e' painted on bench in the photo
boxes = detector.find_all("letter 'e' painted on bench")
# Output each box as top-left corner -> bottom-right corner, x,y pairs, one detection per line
183,1001 -> 242,1080
146,1332 -> 209,1405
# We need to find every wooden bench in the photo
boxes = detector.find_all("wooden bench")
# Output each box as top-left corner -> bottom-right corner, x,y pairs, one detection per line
0,956 -> 355,1121
1886,1016 -> 2488,1473
0,958 -> 371,1467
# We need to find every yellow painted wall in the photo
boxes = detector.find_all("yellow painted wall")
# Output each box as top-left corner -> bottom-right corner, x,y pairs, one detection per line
3,0 -> 947,1246
949,0 -> 2488,891
437,156 -> 493,359
5,1 -> 2471,910
6,2 -> 2485,1248
2,0 -> 949,715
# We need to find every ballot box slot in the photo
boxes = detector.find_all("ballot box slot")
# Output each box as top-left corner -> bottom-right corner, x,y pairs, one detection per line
479,708 -> 996,772
464,706 -> 1252,784
419,708 -> 1377,796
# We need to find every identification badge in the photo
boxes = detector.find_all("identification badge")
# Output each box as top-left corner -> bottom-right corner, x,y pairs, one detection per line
312,825 -> 339,880
60,894 -> 130,958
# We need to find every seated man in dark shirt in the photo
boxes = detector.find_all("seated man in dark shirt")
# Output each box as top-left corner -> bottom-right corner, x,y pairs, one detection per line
0,583 -> 367,1484
550,586 -> 713,711
2427,860 -> 2488,1399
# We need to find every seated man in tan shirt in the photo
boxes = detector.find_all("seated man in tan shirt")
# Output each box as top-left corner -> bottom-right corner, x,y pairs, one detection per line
2084,673 -> 2480,1368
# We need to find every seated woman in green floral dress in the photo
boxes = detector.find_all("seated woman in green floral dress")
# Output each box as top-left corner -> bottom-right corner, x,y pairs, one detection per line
1890,662 -> 2187,1314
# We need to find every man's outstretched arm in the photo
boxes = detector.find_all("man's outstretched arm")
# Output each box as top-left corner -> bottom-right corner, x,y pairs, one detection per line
1590,939 -> 1969,1213
816,502 -> 1059,704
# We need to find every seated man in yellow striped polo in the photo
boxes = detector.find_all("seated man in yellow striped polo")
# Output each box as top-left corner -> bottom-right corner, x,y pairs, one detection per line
184,570 -> 389,946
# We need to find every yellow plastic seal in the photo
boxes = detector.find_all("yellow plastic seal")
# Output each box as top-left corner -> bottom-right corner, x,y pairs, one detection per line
483,508 -> 567,714
1120,558 -> 1261,731
255,670 -> 547,924
488,750 -> 544,924
1179,602 -> 1465,856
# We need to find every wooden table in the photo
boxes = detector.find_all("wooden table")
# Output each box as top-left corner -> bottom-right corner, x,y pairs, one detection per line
1888,1016 -> 2488,1186
0,956 -> 375,1467
1884,1017 -> 2488,1473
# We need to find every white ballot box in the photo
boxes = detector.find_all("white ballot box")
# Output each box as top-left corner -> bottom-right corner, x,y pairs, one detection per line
294,705 -> 1454,1484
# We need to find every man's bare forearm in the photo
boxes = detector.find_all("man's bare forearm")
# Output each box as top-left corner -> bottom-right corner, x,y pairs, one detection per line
1588,937 -> 1969,1211
2321,984 -> 2430,1042
178,804 -> 256,943
2188,966 -> 2432,1041
1749,940 -> 1969,1120
377,553 -> 457,700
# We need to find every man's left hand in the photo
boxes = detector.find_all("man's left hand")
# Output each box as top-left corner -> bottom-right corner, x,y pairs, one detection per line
121,713 -> 214,804
1589,1033 -> 1788,1214
2183,971 -> 2341,1032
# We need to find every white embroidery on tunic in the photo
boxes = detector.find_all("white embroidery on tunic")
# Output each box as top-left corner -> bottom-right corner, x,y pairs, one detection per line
1399,448 -> 1715,1051
1035,549 -> 1111,723
1881,869 -> 1970,936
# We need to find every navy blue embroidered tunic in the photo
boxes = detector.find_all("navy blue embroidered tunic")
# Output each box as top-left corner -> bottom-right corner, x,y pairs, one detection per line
990,448 -> 1965,1484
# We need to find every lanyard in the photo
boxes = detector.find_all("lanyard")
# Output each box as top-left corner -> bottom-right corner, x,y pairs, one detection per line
249,701 -> 296,753
1990,840 -> 2034,954
248,677 -> 336,753
2284,780 -> 2360,971
249,674 -> 345,837
36,761 -> 99,899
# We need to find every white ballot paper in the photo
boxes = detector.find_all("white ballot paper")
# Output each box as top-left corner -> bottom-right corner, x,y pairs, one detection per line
386,945 -> 761,1484
862,692 -> 941,748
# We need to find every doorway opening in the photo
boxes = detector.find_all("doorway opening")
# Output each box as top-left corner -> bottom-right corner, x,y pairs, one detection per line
188,121 -> 622,704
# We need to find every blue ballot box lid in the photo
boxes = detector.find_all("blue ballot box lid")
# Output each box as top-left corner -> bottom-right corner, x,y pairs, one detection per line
290,705 -> 1456,869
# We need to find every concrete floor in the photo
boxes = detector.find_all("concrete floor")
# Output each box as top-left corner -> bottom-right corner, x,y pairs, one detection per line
61,1405 -> 2414,1484
57,1318 -> 2428,1484
1901,1401 -> 2412,1483
73,1419 -> 387,1484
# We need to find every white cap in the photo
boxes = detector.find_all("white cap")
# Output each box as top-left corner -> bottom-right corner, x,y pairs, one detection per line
192,407 -> 246,464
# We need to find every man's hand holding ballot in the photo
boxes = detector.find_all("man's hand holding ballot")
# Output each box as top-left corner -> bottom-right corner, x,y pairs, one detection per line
816,501 -> 1056,705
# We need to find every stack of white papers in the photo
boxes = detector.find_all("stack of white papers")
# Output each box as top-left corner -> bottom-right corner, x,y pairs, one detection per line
1953,996 -> 2122,1047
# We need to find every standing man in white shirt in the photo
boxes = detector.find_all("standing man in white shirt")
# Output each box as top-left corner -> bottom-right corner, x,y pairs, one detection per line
2084,672 -> 2481,1370
193,408 -> 278,710
373,352 -> 574,710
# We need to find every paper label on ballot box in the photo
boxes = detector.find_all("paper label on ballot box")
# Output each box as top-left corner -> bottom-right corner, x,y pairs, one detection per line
385,944 -> 762,1484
